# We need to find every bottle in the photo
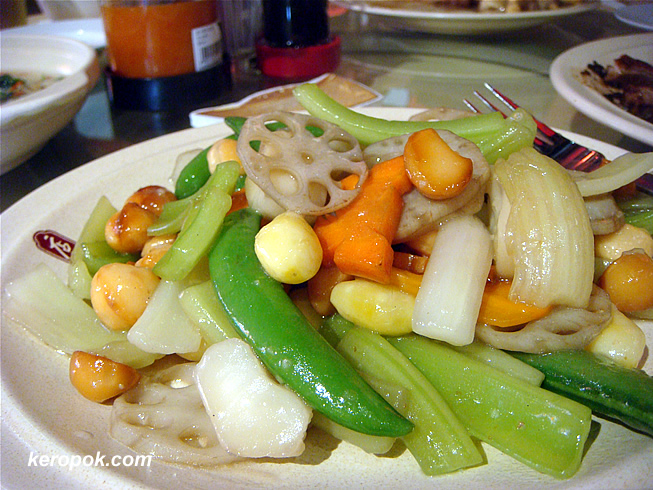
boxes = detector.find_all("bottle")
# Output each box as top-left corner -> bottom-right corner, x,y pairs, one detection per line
255,0 -> 340,79
101,0 -> 230,111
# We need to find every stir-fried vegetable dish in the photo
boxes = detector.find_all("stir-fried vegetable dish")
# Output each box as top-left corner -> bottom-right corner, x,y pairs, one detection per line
4,84 -> 653,481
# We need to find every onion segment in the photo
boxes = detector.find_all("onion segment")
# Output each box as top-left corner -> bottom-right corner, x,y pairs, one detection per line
494,148 -> 594,309
572,152 -> 653,197
412,215 -> 492,346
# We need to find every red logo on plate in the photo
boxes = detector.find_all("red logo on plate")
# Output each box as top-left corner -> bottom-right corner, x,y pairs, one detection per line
33,230 -> 75,262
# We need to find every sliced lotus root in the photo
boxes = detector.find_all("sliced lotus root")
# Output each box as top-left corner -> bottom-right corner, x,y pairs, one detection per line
109,363 -> 239,467
237,111 -> 368,215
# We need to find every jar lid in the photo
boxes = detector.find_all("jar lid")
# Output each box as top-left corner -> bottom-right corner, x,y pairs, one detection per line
105,63 -> 231,112
256,36 -> 340,80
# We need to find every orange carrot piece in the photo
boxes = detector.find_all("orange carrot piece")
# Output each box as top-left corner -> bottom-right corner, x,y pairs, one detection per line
227,188 -> 248,215
478,280 -> 553,328
313,156 -> 412,284
388,267 -> 423,296
404,128 -> 473,200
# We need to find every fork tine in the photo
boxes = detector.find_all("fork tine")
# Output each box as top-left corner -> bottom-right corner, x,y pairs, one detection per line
463,98 -> 480,113
473,90 -> 508,117
484,83 -> 557,139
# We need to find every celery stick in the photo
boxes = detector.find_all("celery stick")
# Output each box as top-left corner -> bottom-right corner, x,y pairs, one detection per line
68,195 -> 117,299
79,241 -> 138,276
153,161 -> 240,281
390,335 -> 592,479
179,280 -> 238,344
624,208 -> 653,235
293,83 -> 505,147
337,327 -> 484,475
474,108 -> 537,164
319,313 -> 355,347
148,198 -> 192,236
452,341 -> 544,386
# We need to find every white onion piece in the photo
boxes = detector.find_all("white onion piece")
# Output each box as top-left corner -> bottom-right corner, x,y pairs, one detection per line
584,193 -> 625,235
572,151 -> 653,197
127,280 -> 202,355
195,338 -> 312,458
412,215 -> 493,346
244,177 -> 286,220
110,363 -> 238,466
494,148 -> 594,309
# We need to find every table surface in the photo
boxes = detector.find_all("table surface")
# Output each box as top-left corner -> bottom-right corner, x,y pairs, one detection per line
1,4 -> 651,213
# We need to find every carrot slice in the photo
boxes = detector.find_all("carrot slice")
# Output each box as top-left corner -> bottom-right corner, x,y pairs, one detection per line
314,156 -> 412,284
227,188 -> 248,215
478,280 -> 553,328
404,128 -> 473,200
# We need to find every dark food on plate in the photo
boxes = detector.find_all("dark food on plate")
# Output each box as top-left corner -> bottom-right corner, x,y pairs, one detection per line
364,0 -> 585,12
580,55 -> 653,124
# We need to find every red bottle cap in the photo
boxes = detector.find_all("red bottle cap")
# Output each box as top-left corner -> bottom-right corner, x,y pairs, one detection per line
256,35 -> 340,79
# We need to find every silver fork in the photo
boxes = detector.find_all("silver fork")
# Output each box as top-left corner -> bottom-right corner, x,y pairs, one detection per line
464,83 -> 653,194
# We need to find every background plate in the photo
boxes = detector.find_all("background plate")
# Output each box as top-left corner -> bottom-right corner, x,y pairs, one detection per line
2,18 -> 106,49
550,33 -> 653,146
333,1 -> 595,35
2,108 -> 652,489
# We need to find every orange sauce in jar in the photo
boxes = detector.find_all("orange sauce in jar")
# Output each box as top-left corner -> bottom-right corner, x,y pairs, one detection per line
101,0 -> 220,79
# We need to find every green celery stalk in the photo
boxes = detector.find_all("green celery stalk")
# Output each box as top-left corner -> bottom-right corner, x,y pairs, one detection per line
148,199 -> 192,236
474,108 -> 538,164
336,326 -> 484,475
79,241 -> 138,276
390,335 -> 592,479
68,195 -> 117,299
292,83 -> 506,147
452,341 -> 544,386
153,161 -> 240,281
178,280 -> 238,344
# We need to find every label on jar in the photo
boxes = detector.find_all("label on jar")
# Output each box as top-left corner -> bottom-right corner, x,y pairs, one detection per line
192,21 -> 222,72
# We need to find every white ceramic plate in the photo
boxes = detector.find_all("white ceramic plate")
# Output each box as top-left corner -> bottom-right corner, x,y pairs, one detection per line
333,1 -> 595,35
2,108 -> 652,489
550,33 -> 653,146
615,2 -> 653,31
2,18 -> 106,49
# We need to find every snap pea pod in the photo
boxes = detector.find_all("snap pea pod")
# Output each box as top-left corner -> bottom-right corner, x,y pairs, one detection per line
208,208 -> 413,438
511,350 -> 653,437
153,161 -> 240,282
175,146 -> 211,200
390,336 -> 592,479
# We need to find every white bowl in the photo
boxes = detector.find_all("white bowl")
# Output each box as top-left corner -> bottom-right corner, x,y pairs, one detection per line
0,34 -> 100,174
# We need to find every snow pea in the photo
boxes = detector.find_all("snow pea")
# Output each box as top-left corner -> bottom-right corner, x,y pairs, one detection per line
175,146 -> 211,200
512,350 -> 653,437
208,208 -> 413,438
